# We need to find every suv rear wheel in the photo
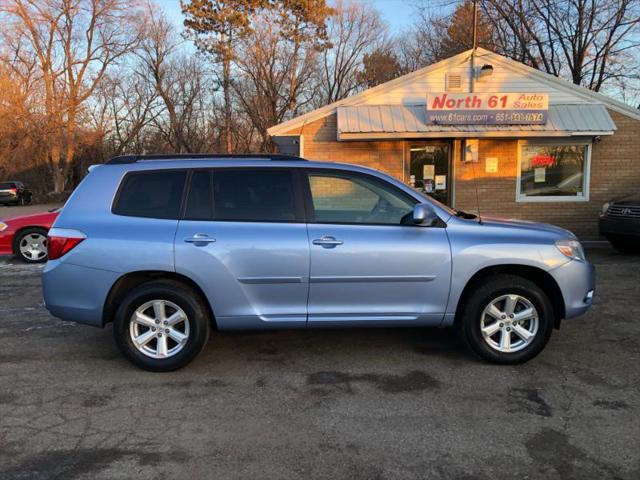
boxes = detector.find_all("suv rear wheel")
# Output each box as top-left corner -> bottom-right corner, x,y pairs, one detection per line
113,281 -> 210,371
458,274 -> 554,364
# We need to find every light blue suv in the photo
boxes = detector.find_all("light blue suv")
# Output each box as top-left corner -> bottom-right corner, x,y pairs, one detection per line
42,154 -> 595,371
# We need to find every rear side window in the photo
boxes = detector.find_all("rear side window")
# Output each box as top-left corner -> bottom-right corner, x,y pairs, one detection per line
0,182 -> 16,189
212,170 -> 296,222
185,170 -> 214,220
113,170 -> 186,219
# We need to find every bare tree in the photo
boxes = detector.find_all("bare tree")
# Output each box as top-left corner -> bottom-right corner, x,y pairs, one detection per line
92,71 -> 160,156
0,0 -> 143,192
400,0 -> 496,69
318,0 -> 387,103
138,10 -> 212,153
182,0 -> 267,153
481,0 -> 640,91
234,13 -> 320,149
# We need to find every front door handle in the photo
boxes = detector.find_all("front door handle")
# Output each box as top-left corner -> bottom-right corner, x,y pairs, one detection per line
184,233 -> 216,245
312,236 -> 344,248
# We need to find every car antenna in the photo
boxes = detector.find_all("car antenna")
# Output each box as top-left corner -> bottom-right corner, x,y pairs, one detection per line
469,155 -> 483,224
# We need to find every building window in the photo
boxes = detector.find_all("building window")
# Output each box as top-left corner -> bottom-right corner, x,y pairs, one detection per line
517,141 -> 591,202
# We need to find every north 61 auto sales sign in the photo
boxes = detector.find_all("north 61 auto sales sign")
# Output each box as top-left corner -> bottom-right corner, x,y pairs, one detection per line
426,92 -> 549,125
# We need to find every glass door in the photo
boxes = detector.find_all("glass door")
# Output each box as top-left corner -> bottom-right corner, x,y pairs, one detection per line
407,142 -> 452,206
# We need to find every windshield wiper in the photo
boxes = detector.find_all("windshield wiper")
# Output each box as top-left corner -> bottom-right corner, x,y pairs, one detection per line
455,209 -> 478,219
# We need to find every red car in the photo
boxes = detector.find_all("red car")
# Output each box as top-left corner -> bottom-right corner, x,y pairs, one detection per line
0,209 -> 59,263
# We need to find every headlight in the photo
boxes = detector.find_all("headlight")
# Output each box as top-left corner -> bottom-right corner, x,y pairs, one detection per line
601,202 -> 610,215
0,222 -> 7,232
555,239 -> 586,262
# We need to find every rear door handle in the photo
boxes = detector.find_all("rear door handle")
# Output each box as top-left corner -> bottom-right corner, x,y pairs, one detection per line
312,236 -> 344,248
184,233 -> 216,244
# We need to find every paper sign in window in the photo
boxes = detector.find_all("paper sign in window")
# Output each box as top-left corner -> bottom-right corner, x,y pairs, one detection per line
423,164 -> 435,180
485,157 -> 498,173
435,175 -> 446,190
534,168 -> 546,183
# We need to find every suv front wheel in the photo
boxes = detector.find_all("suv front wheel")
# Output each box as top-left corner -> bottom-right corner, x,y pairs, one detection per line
113,281 -> 211,371
458,274 -> 554,364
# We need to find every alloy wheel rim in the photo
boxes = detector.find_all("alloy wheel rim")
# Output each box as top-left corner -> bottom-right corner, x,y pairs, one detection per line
19,233 -> 48,261
480,294 -> 539,353
129,300 -> 190,359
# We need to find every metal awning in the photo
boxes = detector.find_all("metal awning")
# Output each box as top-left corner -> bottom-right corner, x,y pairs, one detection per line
336,103 -> 616,140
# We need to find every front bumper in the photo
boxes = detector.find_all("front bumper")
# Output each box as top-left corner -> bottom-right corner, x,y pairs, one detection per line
42,260 -> 120,327
0,232 -> 14,255
549,259 -> 595,319
599,216 -> 640,237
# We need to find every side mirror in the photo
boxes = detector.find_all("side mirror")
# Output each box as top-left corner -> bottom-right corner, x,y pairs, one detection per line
412,203 -> 438,226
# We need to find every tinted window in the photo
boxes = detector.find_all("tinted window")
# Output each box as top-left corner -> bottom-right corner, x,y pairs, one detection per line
0,182 -> 16,189
308,173 -> 414,225
213,170 -> 296,222
185,170 -> 214,220
113,170 -> 186,219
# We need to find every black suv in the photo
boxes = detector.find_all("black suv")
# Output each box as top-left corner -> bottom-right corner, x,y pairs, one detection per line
599,196 -> 640,253
0,181 -> 33,206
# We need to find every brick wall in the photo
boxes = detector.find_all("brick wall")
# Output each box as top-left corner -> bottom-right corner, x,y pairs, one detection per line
455,110 -> 640,239
287,109 -> 640,240
288,114 -> 405,179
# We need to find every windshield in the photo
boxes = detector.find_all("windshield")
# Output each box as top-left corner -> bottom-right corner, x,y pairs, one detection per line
414,190 -> 479,219
414,190 -> 457,215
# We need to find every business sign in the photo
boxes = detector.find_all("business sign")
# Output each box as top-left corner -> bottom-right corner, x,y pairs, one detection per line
426,92 -> 548,125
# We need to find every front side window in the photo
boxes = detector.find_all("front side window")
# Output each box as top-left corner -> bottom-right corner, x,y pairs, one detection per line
308,172 -> 415,225
518,143 -> 590,201
113,170 -> 186,219
212,169 -> 297,222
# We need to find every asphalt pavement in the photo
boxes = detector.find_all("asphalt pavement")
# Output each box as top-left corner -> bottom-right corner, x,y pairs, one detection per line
0,247 -> 638,479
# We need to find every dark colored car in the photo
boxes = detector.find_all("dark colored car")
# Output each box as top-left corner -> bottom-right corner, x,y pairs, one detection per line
599,196 -> 640,253
0,181 -> 33,206
0,209 -> 59,262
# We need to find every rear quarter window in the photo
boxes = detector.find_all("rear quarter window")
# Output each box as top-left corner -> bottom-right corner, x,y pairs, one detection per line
113,170 -> 187,219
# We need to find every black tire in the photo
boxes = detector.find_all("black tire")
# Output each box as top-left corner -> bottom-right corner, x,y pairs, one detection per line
607,235 -> 639,254
113,280 -> 211,372
457,274 -> 554,364
14,227 -> 49,263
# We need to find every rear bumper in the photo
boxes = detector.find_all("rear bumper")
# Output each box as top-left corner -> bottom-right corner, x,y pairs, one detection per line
599,216 -> 640,237
42,260 -> 119,327
549,259 -> 595,320
0,193 -> 19,203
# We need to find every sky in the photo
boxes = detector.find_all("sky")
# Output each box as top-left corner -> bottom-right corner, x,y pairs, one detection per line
158,0 -> 418,34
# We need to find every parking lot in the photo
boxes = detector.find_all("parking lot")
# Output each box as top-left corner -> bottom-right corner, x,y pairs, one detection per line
0,233 -> 639,479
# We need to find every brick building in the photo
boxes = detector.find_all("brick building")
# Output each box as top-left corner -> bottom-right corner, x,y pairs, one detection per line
268,48 -> 640,240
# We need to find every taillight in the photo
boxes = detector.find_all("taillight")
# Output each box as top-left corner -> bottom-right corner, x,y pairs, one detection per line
9,188 -> 17,193
46,228 -> 86,260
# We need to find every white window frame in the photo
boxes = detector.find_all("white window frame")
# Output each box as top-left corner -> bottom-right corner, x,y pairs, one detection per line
516,138 -> 592,203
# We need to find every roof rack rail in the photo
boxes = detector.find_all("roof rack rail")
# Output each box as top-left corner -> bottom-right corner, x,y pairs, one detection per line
106,153 -> 306,165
